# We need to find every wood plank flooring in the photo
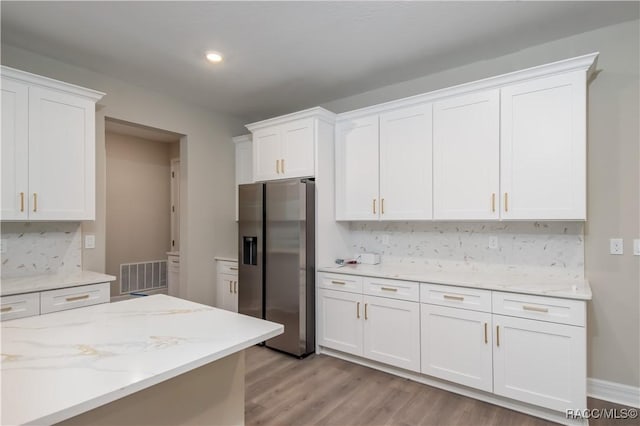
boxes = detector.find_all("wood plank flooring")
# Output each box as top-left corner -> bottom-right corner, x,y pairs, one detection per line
245,346 -> 636,426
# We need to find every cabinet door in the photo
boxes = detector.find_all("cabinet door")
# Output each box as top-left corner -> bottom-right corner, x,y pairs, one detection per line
1,78 -> 29,220
421,304 -> 493,392
28,86 -> 95,220
379,104 -> 433,220
434,90 -> 500,220
493,314 -> 586,411
217,274 -> 238,312
500,71 -> 586,220
281,118 -> 315,178
335,115 -> 379,220
363,295 -> 420,372
167,256 -> 180,297
252,126 -> 282,181
318,288 -> 363,356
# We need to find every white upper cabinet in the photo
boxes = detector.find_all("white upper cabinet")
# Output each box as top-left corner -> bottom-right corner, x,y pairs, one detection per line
335,115 -> 379,220
433,90 -> 500,220
1,78 -> 29,220
247,107 -> 335,182
234,135 -> 253,221
1,66 -> 104,221
500,71 -> 587,220
336,104 -> 433,221
379,104 -> 433,220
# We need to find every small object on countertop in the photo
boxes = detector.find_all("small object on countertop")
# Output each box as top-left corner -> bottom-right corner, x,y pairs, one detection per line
357,252 -> 380,265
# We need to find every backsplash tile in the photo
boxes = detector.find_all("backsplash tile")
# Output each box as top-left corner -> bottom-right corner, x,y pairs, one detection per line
1,222 -> 82,278
348,221 -> 584,279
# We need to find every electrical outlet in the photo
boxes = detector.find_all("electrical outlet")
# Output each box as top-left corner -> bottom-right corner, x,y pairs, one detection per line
609,238 -> 623,255
488,236 -> 498,249
634,239 -> 640,256
84,234 -> 96,249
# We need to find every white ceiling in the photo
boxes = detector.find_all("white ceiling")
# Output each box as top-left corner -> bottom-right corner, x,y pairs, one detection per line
2,1 -> 638,121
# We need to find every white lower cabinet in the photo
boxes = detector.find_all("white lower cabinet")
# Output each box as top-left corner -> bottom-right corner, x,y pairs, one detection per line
0,292 -> 40,321
318,274 -> 421,373
216,259 -> 238,312
421,304 -> 493,392
167,254 -> 180,297
493,314 -> 586,412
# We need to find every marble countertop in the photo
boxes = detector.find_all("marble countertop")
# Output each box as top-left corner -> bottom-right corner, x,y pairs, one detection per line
318,263 -> 592,300
1,270 -> 116,297
1,294 -> 283,425
214,256 -> 237,262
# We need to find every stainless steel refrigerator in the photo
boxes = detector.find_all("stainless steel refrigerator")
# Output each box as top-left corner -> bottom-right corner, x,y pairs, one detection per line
238,179 -> 315,357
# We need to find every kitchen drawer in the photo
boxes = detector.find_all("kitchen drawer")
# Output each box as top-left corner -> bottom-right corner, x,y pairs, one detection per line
40,283 -> 110,314
168,255 -> 181,269
363,277 -> 419,302
318,273 -> 363,294
217,260 -> 238,275
420,283 -> 491,313
492,291 -> 585,326
1,293 -> 40,321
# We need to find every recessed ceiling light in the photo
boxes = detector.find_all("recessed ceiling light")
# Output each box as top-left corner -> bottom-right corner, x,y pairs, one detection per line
206,51 -> 223,63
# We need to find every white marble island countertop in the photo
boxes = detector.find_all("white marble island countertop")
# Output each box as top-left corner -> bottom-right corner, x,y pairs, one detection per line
1,294 -> 283,425
0,270 -> 116,297
318,263 -> 592,300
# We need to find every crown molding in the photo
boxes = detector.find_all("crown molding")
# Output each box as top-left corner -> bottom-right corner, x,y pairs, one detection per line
245,106 -> 336,132
232,134 -> 252,144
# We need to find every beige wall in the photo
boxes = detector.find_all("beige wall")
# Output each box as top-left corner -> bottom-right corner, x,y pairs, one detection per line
105,131 -> 173,295
322,20 -> 640,387
1,44 -> 245,307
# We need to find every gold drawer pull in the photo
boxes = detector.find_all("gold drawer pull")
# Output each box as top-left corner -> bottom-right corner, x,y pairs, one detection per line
276,159 -> 280,174
443,294 -> 464,301
364,303 -> 368,320
20,192 -> 24,212
1,306 -> 13,313
496,325 -> 500,347
66,294 -> 90,302
281,158 -> 285,174
33,193 -> 38,212
331,280 -> 346,285
381,198 -> 385,214
356,302 -> 360,319
484,322 -> 488,344
523,305 -> 549,313
229,267 -> 238,271
491,193 -> 495,212
504,193 -> 509,212
380,287 -> 397,292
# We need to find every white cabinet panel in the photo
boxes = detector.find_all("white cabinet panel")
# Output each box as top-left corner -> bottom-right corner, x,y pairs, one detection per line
318,272 -> 363,294
318,288 -> 363,356
500,72 -> 586,220
335,115 -> 379,220
40,283 -> 110,314
1,78 -> 29,220
167,255 -> 180,297
0,293 -> 40,321
253,127 -> 281,182
492,291 -> 585,327
379,104 -> 433,220
363,276 -> 419,302
421,304 -> 493,392
216,260 -> 238,312
433,90 -> 500,220
234,136 -> 252,221
281,118 -> 314,178
420,283 -> 492,312
363,295 -> 420,372
493,314 -> 586,411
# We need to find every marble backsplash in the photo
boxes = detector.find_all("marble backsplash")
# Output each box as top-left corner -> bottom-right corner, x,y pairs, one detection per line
1,222 -> 82,278
348,221 -> 584,279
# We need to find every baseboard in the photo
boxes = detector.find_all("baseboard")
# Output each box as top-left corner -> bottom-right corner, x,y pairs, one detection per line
587,378 -> 640,408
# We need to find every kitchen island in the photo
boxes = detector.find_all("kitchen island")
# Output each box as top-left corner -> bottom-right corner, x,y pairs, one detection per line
1,294 -> 283,425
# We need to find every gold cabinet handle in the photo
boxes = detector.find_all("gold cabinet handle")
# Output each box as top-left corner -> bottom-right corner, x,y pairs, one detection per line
331,280 -> 345,285
356,302 -> 360,319
1,306 -> 13,313
229,267 -> 238,271
443,294 -> 464,301
229,281 -> 233,293
523,305 -> 549,313
496,325 -> 500,347
364,303 -> 368,320
276,159 -> 280,174
484,322 -> 488,344
491,193 -> 496,213
372,199 -> 376,215
281,158 -> 285,174
33,193 -> 38,212
234,281 -> 237,294
381,198 -> 385,215
20,192 -> 24,212
380,287 -> 397,292
66,294 -> 89,302
504,193 -> 508,212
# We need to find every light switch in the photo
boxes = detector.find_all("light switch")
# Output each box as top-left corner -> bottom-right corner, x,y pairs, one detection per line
609,238 -> 623,255
84,234 -> 96,249
634,239 -> 640,256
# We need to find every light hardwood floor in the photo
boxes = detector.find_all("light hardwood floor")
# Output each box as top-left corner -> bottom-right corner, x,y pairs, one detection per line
245,346 -> 636,426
